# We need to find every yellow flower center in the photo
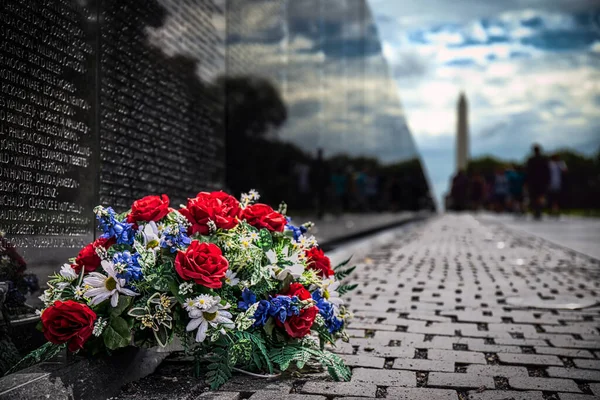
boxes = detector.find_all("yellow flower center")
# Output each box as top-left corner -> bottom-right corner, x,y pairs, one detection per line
203,311 -> 217,321
105,276 -> 117,291
141,315 -> 154,328
147,239 -> 160,249
323,290 -> 330,300
199,299 -> 205,305
160,296 -> 171,308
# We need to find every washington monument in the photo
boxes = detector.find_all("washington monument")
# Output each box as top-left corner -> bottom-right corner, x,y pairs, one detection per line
456,92 -> 469,171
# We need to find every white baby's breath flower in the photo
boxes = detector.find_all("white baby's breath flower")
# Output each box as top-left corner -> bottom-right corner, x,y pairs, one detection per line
224,270 -> 240,286
240,236 -> 252,248
59,264 -> 78,281
73,285 -> 86,300
248,231 -> 259,241
207,220 -> 217,234
39,289 -> 53,306
95,245 -> 109,261
248,189 -> 260,201
93,317 -> 108,336
179,282 -> 194,296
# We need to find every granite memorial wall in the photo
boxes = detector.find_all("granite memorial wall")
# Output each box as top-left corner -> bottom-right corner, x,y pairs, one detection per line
1,0 -> 433,287
0,0 -> 226,285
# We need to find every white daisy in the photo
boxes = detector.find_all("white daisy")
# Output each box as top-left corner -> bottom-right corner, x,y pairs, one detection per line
185,295 -> 234,343
224,270 -> 239,286
320,278 -> 344,310
269,247 -> 304,281
83,260 -> 138,307
265,249 -> 279,276
139,221 -> 160,250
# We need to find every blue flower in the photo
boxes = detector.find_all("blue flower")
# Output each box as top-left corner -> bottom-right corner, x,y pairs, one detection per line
113,250 -> 143,283
285,217 -> 307,241
160,224 -> 192,253
97,207 -> 134,245
238,289 -> 257,311
268,295 -> 300,323
253,300 -> 272,327
312,291 -> 343,333
111,221 -> 135,245
97,207 -> 118,234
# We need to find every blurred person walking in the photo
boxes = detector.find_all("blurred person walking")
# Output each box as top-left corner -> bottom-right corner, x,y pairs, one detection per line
310,148 -> 330,220
506,165 -> 525,215
547,154 -> 567,217
450,170 -> 469,211
365,169 -> 379,211
493,167 -> 509,212
330,167 -> 349,216
526,144 -> 550,220
469,172 -> 485,211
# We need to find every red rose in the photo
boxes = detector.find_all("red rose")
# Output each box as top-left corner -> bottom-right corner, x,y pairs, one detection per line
305,247 -> 334,278
175,240 -> 228,288
283,283 -> 311,301
283,306 -> 319,338
41,300 -> 97,352
180,192 -> 241,235
126,194 -> 170,223
241,204 -> 286,232
72,237 -> 115,274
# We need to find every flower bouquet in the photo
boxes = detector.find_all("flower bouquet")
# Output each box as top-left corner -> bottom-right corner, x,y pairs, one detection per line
11,190 -> 357,388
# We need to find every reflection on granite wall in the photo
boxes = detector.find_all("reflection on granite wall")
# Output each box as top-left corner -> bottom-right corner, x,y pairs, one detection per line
0,0 -> 432,287
225,0 -> 434,212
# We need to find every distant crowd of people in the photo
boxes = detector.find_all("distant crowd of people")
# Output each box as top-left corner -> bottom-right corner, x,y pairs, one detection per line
292,150 -> 430,218
448,144 -> 568,219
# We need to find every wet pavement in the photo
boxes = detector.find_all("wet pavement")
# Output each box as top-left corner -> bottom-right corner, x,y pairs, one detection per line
478,213 -> 600,260
115,214 -> 600,400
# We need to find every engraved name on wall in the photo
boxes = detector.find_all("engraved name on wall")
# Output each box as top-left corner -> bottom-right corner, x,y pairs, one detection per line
0,0 -> 96,248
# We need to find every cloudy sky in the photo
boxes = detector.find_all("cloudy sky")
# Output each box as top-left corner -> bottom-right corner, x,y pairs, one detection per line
369,0 -> 600,205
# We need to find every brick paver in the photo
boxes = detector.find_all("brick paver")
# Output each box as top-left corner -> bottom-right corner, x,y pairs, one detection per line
116,214 -> 600,399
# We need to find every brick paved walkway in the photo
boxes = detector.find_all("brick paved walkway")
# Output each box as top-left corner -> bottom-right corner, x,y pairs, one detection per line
118,214 -> 600,400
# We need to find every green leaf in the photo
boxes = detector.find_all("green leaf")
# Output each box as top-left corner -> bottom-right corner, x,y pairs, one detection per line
6,342 -> 65,375
168,277 -> 180,298
334,265 -> 356,281
234,331 -> 273,374
103,316 -> 132,350
110,296 -> 132,317
337,284 -> 358,296
133,241 -> 145,256
153,325 -> 170,347
257,229 -> 273,250
334,256 -> 352,271
263,317 -> 275,336
127,307 -> 147,317
205,359 -> 232,390
153,277 -> 170,292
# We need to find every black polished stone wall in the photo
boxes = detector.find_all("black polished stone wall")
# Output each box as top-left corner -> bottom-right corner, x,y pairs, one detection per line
1,0 -> 432,284
1,0 -> 226,282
